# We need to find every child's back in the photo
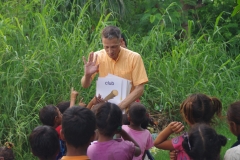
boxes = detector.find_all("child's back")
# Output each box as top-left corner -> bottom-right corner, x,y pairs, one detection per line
122,102 -> 153,160
87,102 -> 141,160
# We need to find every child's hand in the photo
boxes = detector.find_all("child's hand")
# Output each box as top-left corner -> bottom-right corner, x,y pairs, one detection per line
79,98 -> 87,107
169,150 -> 178,160
169,122 -> 184,133
93,94 -> 104,105
71,87 -> 79,100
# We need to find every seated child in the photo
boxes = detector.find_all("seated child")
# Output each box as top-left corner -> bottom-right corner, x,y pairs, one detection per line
0,142 -> 14,160
39,105 -> 65,159
60,106 -> 96,159
87,102 -> 141,160
224,101 -> 240,160
122,102 -> 154,160
29,125 -> 60,160
182,123 -> 227,160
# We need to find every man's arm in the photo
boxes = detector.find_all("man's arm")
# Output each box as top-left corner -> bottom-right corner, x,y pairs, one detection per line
118,83 -> 144,110
81,74 -> 92,88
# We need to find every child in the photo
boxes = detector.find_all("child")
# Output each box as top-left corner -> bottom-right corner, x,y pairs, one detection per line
29,125 -> 60,160
122,102 -> 154,160
0,142 -> 14,160
182,123 -> 227,160
39,105 -> 65,159
60,106 -> 96,159
154,93 -> 222,160
87,102 -> 141,160
224,101 -> 240,159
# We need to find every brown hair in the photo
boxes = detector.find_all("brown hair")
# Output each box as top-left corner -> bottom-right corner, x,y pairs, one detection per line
180,93 -> 222,125
227,101 -> 240,125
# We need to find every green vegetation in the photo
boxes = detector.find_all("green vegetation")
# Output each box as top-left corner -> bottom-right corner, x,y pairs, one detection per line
0,0 -> 240,159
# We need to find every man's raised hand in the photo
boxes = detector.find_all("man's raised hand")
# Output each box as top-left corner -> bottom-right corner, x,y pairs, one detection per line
83,52 -> 99,76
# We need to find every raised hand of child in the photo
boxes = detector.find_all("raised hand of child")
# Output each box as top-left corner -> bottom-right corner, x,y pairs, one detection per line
170,122 -> 184,134
70,87 -> 79,107
79,98 -> 87,107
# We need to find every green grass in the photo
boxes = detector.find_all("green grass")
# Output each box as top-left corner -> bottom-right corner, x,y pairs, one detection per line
0,0 -> 240,159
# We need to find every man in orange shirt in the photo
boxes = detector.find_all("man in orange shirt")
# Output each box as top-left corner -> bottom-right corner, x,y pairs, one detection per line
81,26 -> 148,110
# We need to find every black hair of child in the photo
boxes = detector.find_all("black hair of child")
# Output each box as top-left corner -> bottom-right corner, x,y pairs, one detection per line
61,106 -> 96,148
29,125 -> 60,160
227,101 -> 240,125
182,123 -> 227,160
0,143 -> 14,160
95,102 -> 122,137
56,101 -> 70,114
121,34 -> 127,47
129,102 -> 147,126
39,105 -> 58,126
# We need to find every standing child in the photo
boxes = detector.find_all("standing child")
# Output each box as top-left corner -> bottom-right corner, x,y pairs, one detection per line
154,93 -> 222,160
39,105 -> 65,159
87,102 -> 141,160
224,101 -> 240,159
122,102 -> 154,160
182,123 -> 227,160
60,106 -> 96,160
29,125 -> 60,160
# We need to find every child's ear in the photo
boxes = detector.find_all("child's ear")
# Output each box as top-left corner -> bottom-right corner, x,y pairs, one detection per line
60,129 -> 65,141
229,121 -> 238,135
127,114 -> 131,121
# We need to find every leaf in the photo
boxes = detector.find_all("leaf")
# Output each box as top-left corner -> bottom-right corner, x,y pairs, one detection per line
231,5 -> 240,17
238,0 -> 240,5
150,15 -> 156,23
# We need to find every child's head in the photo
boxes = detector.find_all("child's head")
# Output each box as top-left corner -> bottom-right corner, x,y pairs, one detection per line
128,102 -> 146,126
227,101 -> 240,136
56,101 -> 70,114
29,125 -> 60,160
61,106 -> 96,149
39,105 -> 62,127
95,102 -> 122,137
0,142 -> 14,160
182,123 -> 227,160
180,93 -> 222,125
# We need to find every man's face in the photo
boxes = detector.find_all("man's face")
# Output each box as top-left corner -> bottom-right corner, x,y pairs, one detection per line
102,37 -> 122,60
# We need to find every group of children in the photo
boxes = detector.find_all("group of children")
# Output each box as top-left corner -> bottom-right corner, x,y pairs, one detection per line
1,91 -> 240,160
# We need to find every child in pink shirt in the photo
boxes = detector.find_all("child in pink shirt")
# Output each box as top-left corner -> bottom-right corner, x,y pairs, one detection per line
87,102 -> 141,160
122,102 -> 153,160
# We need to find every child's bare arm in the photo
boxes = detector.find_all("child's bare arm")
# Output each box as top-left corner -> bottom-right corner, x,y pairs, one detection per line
154,122 -> 184,150
119,129 -> 141,157
70,87 -> 78,107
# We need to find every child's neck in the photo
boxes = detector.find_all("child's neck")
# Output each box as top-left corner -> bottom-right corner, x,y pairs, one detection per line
98,134 -> 113,142
129,123 -> 144,131
65,143 -> 88,156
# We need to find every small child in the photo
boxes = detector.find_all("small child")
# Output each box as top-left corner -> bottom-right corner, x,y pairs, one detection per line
0,142 -> 14,160
29,125 -> 60,160
182,123 -> 227,160
154,93 -> 222,160
39,105 -> 65,159
122,102 -> 154,160
60,106 -> 96,159
87,102 -> 141,160
224,101 -> 240,159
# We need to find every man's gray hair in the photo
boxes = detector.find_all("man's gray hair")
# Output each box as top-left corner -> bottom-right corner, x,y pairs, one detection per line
101,26 -> 121,39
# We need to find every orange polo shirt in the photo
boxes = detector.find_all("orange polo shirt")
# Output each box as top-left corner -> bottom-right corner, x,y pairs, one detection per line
93,47 -> 148,92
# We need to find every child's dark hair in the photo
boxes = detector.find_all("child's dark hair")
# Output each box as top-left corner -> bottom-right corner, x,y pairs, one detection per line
95,102 -> 122,137
29,125 -> 60,160
182,123 -> 227,160
56,101 -> 70,114
62,106 -> 96,148
39,105 -> 58,126
129,102 -> 146,126
227,101 -> 240,125
0,142 -> 14,160
180,93 -> 222,125
121,34 -> 127,47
